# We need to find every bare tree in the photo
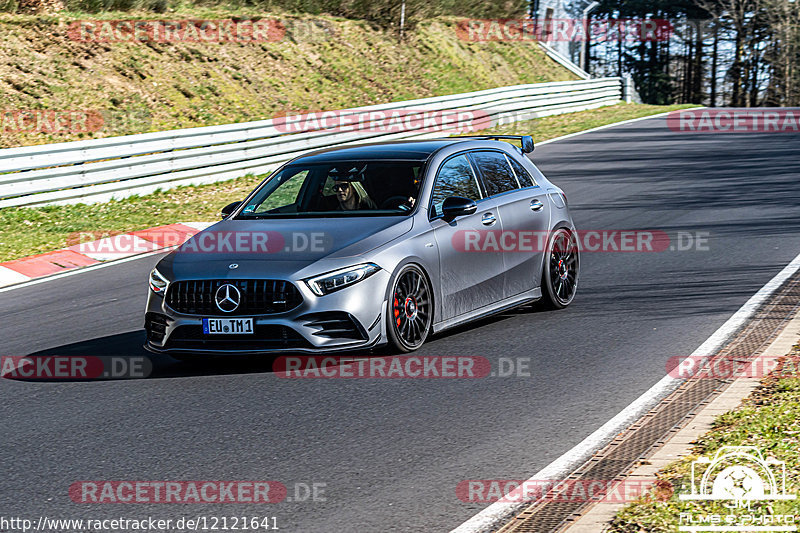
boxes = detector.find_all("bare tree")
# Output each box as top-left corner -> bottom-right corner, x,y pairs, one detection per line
696,0 -> 766,105
762,0 -> 800,105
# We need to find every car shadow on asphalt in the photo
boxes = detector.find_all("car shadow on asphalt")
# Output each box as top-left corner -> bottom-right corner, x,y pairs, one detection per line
5,304 -> 549,383
4,330 -> 282,381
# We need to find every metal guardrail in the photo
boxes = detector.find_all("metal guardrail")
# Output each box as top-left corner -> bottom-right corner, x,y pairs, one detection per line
537,43 -> 591,80
0,77 -> 622,208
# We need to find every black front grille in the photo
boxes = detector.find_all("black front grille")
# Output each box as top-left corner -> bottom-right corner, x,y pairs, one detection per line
165,324 -> 311,351
166,279 -> 302,316
145,313 -> 168,343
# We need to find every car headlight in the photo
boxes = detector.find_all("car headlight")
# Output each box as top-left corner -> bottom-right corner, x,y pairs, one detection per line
149,268 -> 169,294
305,263 -> 381,296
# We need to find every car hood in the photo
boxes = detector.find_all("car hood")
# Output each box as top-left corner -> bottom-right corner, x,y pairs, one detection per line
158,216 -> 413,280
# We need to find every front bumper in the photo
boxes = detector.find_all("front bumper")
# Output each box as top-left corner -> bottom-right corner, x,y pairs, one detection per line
144,271 -> 389,355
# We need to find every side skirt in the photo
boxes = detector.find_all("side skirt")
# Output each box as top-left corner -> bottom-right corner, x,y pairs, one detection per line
432,287 -> 541,334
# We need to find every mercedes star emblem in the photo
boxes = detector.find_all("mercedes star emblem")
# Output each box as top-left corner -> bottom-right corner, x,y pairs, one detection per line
214,284 -> 241,313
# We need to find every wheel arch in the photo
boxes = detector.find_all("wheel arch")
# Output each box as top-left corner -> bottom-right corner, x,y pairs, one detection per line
382,259 -> 437,325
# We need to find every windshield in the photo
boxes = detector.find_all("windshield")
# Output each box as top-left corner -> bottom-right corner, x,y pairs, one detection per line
237,160 -> 426,218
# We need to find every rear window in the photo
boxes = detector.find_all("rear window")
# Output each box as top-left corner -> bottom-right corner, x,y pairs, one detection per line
506,155 -> 536,188
471,151 -> 519,197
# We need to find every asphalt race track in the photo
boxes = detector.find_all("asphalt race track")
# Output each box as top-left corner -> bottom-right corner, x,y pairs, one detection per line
3,114 -> 800,532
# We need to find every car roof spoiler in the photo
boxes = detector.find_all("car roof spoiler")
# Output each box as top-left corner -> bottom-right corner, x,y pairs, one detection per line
454,135 -> 535,154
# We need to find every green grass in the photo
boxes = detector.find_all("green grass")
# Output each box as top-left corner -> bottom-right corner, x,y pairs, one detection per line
0,175 -> 263,261
0,103 -> 692,262
609,348 -> 800,532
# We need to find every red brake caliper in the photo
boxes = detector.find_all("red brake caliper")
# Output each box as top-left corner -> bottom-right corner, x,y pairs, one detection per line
394,297 -> 401,327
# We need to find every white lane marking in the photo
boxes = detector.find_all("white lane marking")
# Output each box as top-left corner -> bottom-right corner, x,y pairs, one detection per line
0,249 -> 168,294
451,248 -> 800,533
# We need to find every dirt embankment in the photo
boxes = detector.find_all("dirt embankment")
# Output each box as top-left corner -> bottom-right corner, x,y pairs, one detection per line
0,14 -> 574,147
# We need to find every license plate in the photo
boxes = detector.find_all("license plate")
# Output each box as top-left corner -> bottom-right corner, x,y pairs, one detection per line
202,318 -> 254,335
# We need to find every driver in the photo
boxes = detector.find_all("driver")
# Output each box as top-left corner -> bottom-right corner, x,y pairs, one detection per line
329,165 -> 376,210
334,180 -> 377,210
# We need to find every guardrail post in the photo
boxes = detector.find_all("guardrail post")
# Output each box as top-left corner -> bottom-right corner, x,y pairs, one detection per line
624,76 -> 633,104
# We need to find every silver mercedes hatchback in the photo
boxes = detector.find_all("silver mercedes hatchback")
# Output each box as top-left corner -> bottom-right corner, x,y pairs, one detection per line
144,136 -> 579,355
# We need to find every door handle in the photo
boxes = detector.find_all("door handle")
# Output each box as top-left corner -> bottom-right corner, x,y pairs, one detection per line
481,213 -> 497,226
530,199 -> 544,212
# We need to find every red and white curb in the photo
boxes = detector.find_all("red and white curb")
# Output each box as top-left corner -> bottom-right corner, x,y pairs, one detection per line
0,222 -> 212,288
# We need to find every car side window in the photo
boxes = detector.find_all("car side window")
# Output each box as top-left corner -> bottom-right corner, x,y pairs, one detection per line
246,170 -> 308,214
506,155 -> 536,188
472,151 -> 519,197
430,154 -> 482,218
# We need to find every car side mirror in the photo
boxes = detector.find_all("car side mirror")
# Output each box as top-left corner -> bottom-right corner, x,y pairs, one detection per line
441,196 -> 478,222
221,201 -> 242,219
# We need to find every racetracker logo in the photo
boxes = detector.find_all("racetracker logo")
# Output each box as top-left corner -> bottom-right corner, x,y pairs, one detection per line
455,18 -> 672,42
667,354 -> 799,380
667,108 -> 800,133
2,109 -> 151,136
68,230 -> 330,255
456,479 -> 668,503
451,230 -> 698,253
68,19 -> 285,43
1,356 -> 151,380
179,231 -> 329,254
272,109 -> 491,134
1,110 -> 104,134
274,356 -> 492,379
69,481 -> 287,503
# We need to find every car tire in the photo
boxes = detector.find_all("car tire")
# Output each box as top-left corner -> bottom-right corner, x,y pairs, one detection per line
386,264 -> 433,353
540,227 -> 579,309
